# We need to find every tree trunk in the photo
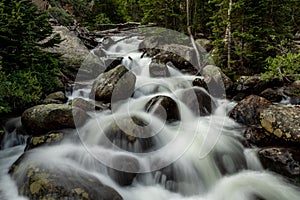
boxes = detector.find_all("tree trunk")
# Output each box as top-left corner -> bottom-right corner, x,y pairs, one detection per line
225,0 -> 233,70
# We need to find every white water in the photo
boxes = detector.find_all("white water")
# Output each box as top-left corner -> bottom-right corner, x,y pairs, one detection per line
0,35 -> 299,200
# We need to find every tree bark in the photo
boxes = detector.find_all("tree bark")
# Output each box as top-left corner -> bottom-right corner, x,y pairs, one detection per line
225,0 -> 233,70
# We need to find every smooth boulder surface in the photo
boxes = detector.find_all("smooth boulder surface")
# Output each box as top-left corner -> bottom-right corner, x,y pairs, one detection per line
107,155 -> 140,186
102,116 -> 153,152
260,105 -> 300,144
145,95 -> 180,122
229,95 -> 272,126
9,154 -> 123,200
21,104 -> 89,135
90,65 -> 136,103
181,87 -> 217,116
201,65 -> 233,97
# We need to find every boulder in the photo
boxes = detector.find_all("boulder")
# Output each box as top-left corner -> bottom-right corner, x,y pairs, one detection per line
152,44 -> 197,74
149,59 -> 170,78
201,65 -> 233,97
260,105 -> 300,144
46,26 -> 104,81
107,155 -> 139,186
25,132 -> 64,151
259,88 -> 283,102
284,80 -> 300,105
234,75 -> 282,97
70,98 -> 109,111
9,154 -> 123,200
103,116 -> 153,152
145,96 -> 180,122
229,95 -> 272,126
181,87 -> 217,116
21,104 -> 89,135
258,147 -> 300,180
42,91 -> 67,104
243,126 -> 280,147
90,65 -> 136,103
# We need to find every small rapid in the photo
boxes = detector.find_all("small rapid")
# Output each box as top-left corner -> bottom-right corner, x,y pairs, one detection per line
0,31 -> 299,200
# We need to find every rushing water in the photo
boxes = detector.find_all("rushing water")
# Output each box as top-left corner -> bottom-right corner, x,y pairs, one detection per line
0,32 -> 300,200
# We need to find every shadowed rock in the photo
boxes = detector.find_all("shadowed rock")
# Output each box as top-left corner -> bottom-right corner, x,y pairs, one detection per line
90,65 -> 136,103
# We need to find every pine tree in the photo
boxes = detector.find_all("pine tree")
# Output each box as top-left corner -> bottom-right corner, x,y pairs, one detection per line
209,0 -> 296,73
0,0 -> 62,113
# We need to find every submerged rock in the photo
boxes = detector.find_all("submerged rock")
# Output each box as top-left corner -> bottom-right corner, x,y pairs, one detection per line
145,95 -> 180,122
107,155 -> 139,186
9,154 -> 123,200
181,87 -> 217,116
21,104 -> 89,135
229,95 -> 272,126
90,65 -> 136,103
258,147 -> 300,180
103,116 -> 153,152
260,105 -> 300,144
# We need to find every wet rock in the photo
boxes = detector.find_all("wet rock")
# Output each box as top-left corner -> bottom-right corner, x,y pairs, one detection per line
258,147 -> 300,179
149,59 -> 170,77
181,87 -> 217,116
103,116 -> 153,152
145,96 -> 180,122
152,45 -> 197,74
90,65 -> 136,103
21,104 -> 89,135
70,98 -> 108,111
243,126 -> 279,147
25,132 -> 64,151
201,65 -> 233,97
192,78 -> 208,91
42,91 -> 67,104
9,154 -> 123,200
107,155 -> 139,186
229,95 -> 272,126
260,105 -> 300,144
259,88 -> 283,102
104,57 -> 124,72
138,35 -> 163,57
284,80 -> 300,105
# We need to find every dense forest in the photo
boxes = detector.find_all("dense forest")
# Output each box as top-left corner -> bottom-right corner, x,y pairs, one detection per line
1,0 -> 300,114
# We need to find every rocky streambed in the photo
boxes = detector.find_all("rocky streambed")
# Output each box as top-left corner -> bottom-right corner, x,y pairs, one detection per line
0,26 -> 300,200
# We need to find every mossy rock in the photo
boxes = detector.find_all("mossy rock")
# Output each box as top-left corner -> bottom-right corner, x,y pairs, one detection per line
260,105 -> 300,144
25,132 -> 64,151
9,153 -> 123,200
21,104 -> 89,135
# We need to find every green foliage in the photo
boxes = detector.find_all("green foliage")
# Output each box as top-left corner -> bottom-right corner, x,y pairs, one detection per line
0,0 -> 62,113
48,7 -> 74,26
262,52 -> 300,81
209,0 -> 296,73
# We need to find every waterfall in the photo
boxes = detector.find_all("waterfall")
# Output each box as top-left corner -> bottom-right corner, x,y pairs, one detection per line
0,32 -> 299,200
